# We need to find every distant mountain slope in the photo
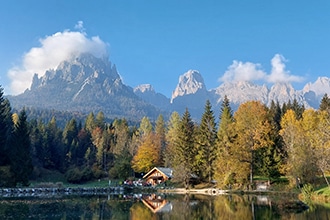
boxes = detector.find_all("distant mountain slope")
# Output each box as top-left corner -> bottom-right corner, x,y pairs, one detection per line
134,84 -> 171,111
8,53 -> 163,121
7,53 -> 330,121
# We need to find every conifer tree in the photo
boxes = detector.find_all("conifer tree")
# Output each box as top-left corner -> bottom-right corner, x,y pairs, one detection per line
319,93 -> 330,112
215,95 -> 235,186
0,86 -> 12,166
255,100 -> 283,181
9,109 -> 33,186
155,114 -> 166,166
164,111 -> 180,167
173,108 -> 196,188
195,100 -> 217,183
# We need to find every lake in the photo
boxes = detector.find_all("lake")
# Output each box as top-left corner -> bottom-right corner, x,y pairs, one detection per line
0,192 -> 329,219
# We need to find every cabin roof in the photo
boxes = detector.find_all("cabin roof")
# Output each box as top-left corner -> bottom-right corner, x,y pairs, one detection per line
143,167 -> 173,179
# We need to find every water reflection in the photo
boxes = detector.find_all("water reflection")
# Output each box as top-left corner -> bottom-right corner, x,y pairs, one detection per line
141,194 -> 172,213
0,193 -> 329,219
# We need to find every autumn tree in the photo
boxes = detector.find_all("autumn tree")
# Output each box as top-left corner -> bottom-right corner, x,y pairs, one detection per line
280,109 -> 318,186
314,110 -> 330,188
195,100 -> 217,183
131,132 -> 161,173
232,101 -> 273,187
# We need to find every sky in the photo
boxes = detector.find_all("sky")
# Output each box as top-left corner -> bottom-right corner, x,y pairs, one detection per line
1,1 -> 330,97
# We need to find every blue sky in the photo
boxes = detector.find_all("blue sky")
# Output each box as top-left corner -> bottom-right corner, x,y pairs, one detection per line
1,1 -> 330,97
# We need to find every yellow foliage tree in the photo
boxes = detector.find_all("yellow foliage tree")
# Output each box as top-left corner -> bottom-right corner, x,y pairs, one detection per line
131,133 -> 161,173
231,101 -> 273,187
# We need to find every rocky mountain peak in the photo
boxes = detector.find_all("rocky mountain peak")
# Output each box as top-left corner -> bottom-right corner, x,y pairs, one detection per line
134,84 -> 155,93
303,77 -> 330,97
171,70 -> 206,103
214,81 -> 268,106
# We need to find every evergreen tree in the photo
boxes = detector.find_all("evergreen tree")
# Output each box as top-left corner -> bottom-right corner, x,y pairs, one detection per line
155,114 -> 166,166
9,109 -> 33,186
85,112 -> 95,133
195,100 -> 217,183
63,118 -> 78,166
164,111 -> 180,167
0,87 -> 12,166
292,98 -> 305,119
138,116 -> 153,138
255,100 -> 283,181
173,108 -> 196,188
215,95 -> 235,187
319,93 -> 330,112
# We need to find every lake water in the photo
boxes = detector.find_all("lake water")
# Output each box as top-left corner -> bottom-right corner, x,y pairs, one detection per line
0,193 -> 329,219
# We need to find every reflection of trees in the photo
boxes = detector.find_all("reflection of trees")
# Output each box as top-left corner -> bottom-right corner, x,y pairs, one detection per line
130,202 -> 156,220
1,194 -> 329,219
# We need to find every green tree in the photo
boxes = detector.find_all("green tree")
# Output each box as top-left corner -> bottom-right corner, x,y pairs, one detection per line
319,93 -> 330,112
173,108 -> 196,189
195,100 -> 217,183
164,111 -> 180,167
255,100 -> 283,181
138,116 -> 152,138
9,109 -> 33,186
85,112 -> 95,133
0,86 -> 12,166
155,114 -> 166,166
215,95 -> 236,187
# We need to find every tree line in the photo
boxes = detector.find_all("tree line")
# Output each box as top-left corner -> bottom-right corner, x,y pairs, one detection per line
1,84 -> 330,189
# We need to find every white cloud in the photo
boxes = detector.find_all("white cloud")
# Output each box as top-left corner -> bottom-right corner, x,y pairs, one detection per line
220,60 -> 266,82
266,54 -> 304,83
220,54 -> 304,84
8,22 -> 108,95
74,21 -> 86,33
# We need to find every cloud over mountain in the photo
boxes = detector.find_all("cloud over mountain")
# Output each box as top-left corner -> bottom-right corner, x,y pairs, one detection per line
8,21 -> 108,95
266,54 -> 304,83
220,54 -> 304,84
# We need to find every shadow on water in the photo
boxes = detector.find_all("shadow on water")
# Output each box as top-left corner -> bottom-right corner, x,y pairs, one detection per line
0,193 -> 329,219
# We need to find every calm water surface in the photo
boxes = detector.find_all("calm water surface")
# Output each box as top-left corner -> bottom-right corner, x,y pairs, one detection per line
0,193 -> 329,219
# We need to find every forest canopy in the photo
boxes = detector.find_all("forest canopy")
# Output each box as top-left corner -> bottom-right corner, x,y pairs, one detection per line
1,85 -> 330,189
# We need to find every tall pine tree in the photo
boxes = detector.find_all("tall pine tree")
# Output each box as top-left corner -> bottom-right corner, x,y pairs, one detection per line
9,109 -> 33,186
215,95 -> 235,187
195,100 -> 217,183
173,108 -> 196,188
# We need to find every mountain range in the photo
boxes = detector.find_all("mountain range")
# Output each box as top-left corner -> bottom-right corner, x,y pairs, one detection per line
7,53 -> 330,121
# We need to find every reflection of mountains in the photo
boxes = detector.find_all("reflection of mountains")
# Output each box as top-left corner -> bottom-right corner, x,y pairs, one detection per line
141,194 -> 173,213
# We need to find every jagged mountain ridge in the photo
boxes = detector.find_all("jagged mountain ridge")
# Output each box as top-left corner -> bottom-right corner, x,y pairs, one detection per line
167,71 -> 330,118
8,53 -> 163,120
7,53 -> 330,121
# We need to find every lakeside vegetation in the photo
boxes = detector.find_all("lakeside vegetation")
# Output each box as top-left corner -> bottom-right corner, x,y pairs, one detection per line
1,85 -> 330,203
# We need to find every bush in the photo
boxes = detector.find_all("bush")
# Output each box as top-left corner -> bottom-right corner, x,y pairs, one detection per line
0,166 -> 14,187
65,168 -> 83,183
301,183 -> 314,201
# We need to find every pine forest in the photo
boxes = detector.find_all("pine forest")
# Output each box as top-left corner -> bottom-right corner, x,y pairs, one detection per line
1,85 -> 330,190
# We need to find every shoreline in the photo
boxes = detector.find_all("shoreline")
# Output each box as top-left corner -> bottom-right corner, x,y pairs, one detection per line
0,186 -> 124,198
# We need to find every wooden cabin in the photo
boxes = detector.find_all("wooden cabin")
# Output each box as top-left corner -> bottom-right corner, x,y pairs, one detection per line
143,167 -> 173,186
